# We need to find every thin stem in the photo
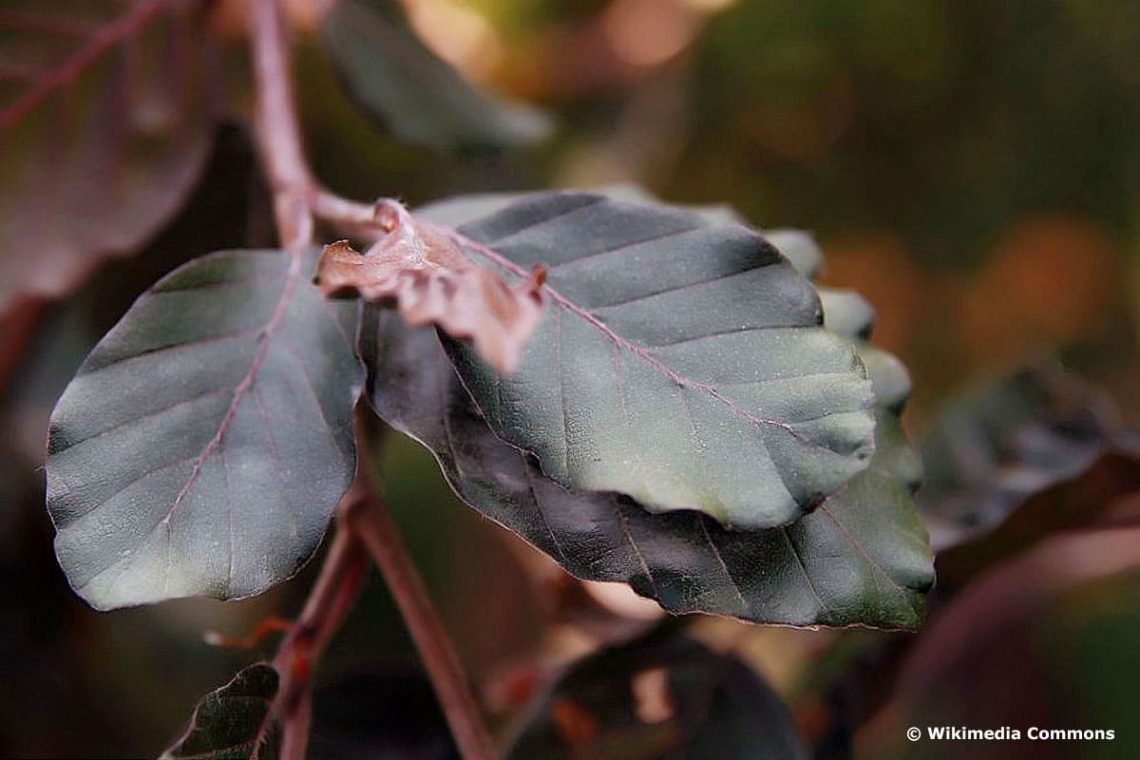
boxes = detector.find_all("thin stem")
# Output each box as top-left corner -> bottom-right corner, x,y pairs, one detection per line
251,0 -> 313,251
311,187 -> 395,243
271,497 -> 369,760
312,189 -> 377,227
346,440 -> 496,760
348,507 -> 496,759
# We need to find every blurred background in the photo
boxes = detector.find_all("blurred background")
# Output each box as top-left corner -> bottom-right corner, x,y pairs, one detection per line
2,0 -> 1139,756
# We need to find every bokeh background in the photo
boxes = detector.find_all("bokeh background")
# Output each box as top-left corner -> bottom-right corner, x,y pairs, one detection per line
2,0 -> 1139,757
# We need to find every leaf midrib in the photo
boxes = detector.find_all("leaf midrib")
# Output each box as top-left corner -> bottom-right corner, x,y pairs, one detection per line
160,251 -> 302,532
71,251 -> 304,594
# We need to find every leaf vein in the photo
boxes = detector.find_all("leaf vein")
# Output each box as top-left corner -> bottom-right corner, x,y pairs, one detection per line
445,225 -> 862,460
698,515 -> 749,615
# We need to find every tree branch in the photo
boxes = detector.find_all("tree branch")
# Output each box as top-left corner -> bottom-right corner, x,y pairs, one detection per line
347,433 -> 496,760
251,0 -> 313,251
271,496 -> 369,760
249,3 -> 493,756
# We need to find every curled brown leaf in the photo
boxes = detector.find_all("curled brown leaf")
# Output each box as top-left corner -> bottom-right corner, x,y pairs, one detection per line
315,199 -> 546,373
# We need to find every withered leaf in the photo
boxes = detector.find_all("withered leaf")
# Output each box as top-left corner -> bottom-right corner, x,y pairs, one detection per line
316,199 -> 545,374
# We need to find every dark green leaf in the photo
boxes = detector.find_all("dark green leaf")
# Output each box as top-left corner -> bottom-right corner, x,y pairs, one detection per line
320,0 -> 550,150
917,365 -> 1119,550
506,630 -> 804,759
364,316 -> 930,628
360,191 -> 930,628
416,188 -> 821,279
936,450 -> 1140,589
415,183 -> 777,244
162,663 -> 278,760
46,249 -> 363,610
0,0 -> 217,312
433,192 -> 876,530
917,366 -> 1140,587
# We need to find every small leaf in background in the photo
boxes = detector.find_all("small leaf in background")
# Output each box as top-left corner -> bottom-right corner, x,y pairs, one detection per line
506,630 -> 805,759
916,365 -> 1140,587
319,0 -> 550,150
0,0 -> 218,314
797,368 -> 1140,757
434,191 -> 876,530
316,199 -> 545,374
46,249 -> 363,610
918,365 -> 1124,549
162,663 -> 278,760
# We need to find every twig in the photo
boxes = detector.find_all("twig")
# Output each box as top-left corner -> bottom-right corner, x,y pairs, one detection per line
251,0 -> 313,251
347,504 -> 496,759
311,188 -> 396,243
271,497 -> 369,760
312,189 -> 377,228
250,3 -> 349,756
346,434 -> 496,760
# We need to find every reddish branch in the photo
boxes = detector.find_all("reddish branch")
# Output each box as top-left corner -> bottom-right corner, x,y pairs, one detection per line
346,453 -> 497,760
250,1 -> 494,757
270,498 -> 369,760
250,0 -> 313,252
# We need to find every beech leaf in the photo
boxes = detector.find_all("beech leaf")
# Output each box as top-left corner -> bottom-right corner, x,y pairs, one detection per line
364,191 -> 931,628
364,317 -> 930,628
46,249 -> 363,610
917,365 -> 1120,550
427,191 -> 877,530
320,0 -> 550,150
315,199 -> 545,374
162,663 -> 278,760
914,366 -> 1140,588
0,0 -> 218,313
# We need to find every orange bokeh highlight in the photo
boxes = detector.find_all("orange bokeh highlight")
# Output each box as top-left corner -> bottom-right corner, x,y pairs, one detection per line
961,214 -> 1121,362
818,232 -> 927,353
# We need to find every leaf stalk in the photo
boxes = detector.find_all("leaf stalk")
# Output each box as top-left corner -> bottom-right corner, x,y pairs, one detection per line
346,471 -> 497,760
